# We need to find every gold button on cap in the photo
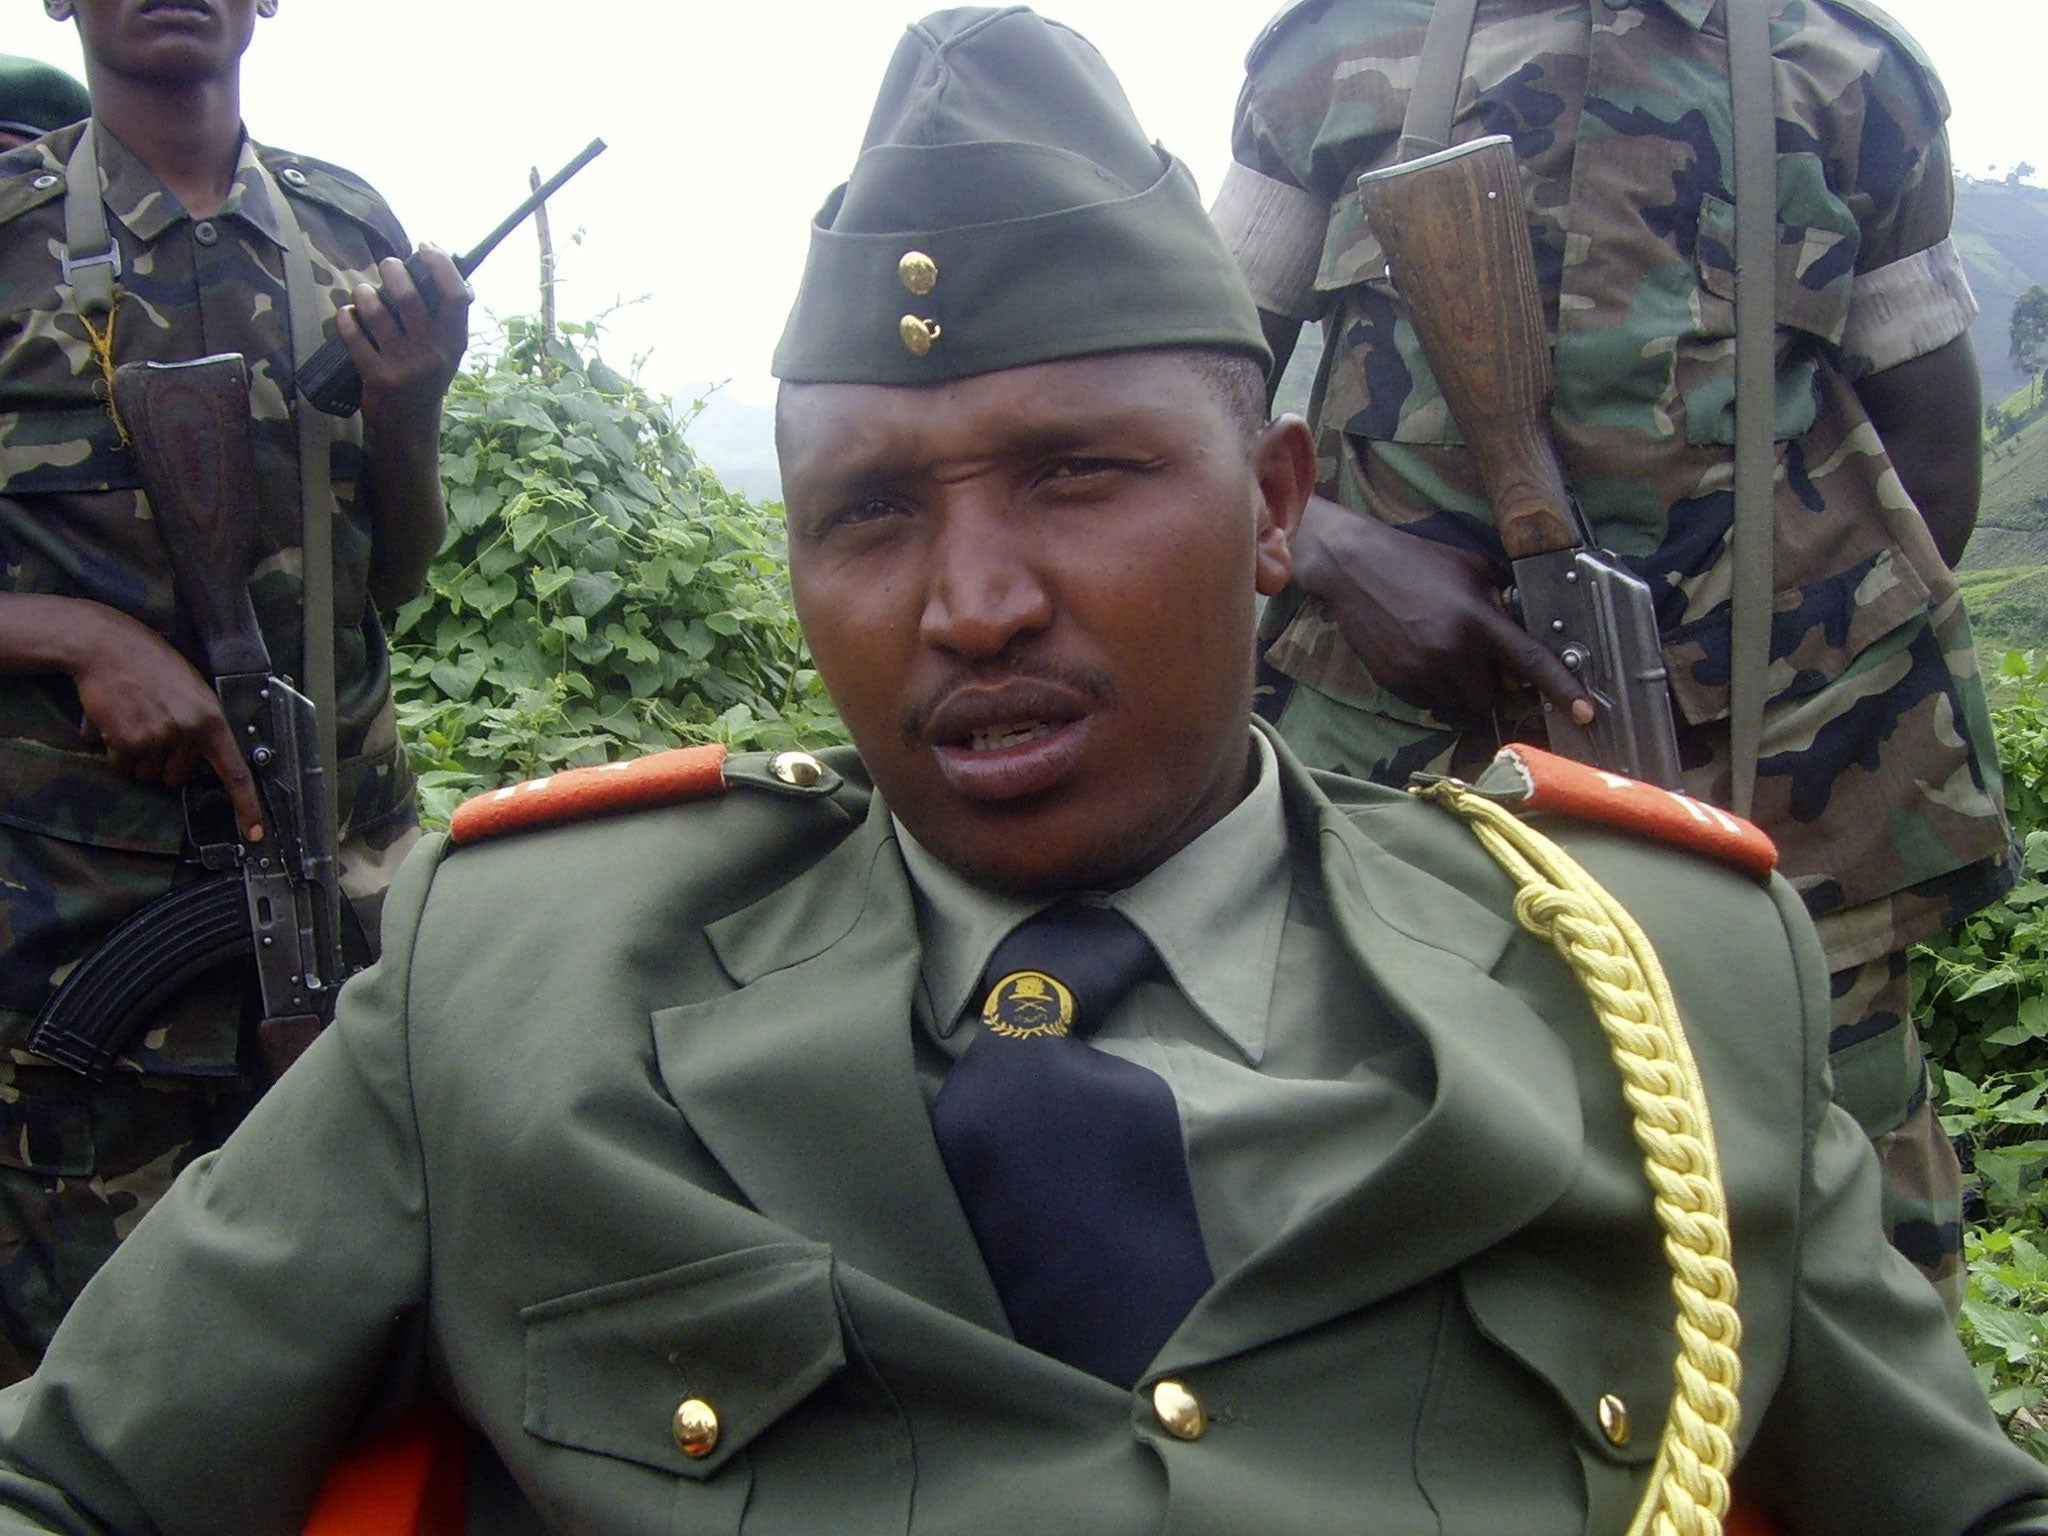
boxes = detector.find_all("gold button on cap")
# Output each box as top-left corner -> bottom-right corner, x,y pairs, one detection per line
1151,1379 -> 1206,1441
769,750 -> 824,788
899,315 -> 942,357
898,250 -> 938,296
1596,1392 -> 1630,1447
673,1397 -> 719,1459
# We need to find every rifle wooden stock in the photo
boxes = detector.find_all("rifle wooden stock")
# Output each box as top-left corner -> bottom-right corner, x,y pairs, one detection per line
1357,135 -> 1685,788
111,356 -> 272,678
1357,135 -> 1578,560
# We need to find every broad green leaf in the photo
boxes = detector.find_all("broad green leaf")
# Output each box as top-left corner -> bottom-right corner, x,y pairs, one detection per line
566,571 -> 624,617
429,652 -> 488,702
531,566 -> 575,601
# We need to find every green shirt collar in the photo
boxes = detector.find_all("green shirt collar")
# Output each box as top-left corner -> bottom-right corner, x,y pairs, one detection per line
94,123 -> 289,251
898,730 -> 1290,1064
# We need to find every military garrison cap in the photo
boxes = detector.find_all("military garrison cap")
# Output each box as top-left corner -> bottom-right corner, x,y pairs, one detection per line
773,6 -> 1269,384
0,55 -> 89,144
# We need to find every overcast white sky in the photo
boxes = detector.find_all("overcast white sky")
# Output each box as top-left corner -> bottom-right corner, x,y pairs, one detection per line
10,0 -> 2048,411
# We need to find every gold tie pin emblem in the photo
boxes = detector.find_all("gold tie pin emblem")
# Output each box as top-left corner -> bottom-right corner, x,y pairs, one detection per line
983,971 -> 1075,1039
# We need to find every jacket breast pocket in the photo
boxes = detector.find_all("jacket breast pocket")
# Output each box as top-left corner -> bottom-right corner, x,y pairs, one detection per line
521,1243 -> 914,1535
1415,1250 -> 1675,1535
522,1243 -> 846,1482
1678,190 -> 1856,447
1660,546 -> 1932,729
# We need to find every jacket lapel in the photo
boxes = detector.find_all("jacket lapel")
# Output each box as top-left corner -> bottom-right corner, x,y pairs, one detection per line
1161,750 -> 1585,1374
651,743 -> 1588,1375
650,801 -> 1009,1334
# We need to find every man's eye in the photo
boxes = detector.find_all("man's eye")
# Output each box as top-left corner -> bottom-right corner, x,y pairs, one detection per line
829,496 -> 906,529
1039,458 -> 1126,490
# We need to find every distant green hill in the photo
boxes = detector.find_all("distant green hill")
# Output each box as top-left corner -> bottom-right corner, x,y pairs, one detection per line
1955,177 -> 2048,405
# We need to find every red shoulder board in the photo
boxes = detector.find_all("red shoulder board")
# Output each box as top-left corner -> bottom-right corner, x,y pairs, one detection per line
1471,744 -> 1778,880
448,743 -> 729,847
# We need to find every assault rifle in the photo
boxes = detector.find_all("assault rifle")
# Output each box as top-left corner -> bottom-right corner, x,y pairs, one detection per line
1356,135 -> 1684,788
26,355 -> 350,1080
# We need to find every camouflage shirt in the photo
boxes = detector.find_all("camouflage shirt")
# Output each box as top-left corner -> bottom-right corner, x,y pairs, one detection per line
1216,0 -> 2011,966
0,121 -> 420,1071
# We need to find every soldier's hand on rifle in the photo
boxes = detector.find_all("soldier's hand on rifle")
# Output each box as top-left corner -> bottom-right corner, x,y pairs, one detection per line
335,243 -> 472,434
60,601 -> 266,842
1291,493 -> 1593,726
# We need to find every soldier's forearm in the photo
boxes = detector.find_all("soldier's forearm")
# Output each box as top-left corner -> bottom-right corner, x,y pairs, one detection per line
363,427 -> 449,609
0,593 -> 148,681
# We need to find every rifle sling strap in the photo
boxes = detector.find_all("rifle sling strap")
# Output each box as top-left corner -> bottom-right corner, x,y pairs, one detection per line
1729,0 -> 1778,818
1398,0 -> 1481,160
267,184 -> 343,829
60,126 -> 119,322
62,128 -> 343,846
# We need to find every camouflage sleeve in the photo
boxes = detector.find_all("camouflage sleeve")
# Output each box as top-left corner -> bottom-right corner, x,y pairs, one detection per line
1832,4 -> 1956,275
1210,158 -> 1327,321
0,838 -> 445,1535
1217,9 -> 1377,322
1841,234 -> 1978,377
1833,12 -> 1969,374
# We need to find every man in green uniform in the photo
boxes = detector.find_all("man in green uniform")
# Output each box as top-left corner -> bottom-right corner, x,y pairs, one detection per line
0,57 -> 87,154
0,0 -> 469,1377
0,8 -> 2039,1533
1212,0 -> 2003,1302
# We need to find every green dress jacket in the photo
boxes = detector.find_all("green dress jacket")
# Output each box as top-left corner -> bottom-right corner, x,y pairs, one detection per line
0,740 -> 2040,1536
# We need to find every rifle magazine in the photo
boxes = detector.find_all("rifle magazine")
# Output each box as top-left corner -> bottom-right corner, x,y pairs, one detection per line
24,873 -> 253,1081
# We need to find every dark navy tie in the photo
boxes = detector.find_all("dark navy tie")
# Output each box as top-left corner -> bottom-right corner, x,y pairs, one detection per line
931,903 -> 1213,1387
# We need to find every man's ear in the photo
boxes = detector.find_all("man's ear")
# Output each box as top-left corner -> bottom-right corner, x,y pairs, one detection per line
44,1 -> 75,22
256,0 -> 278,15
1251,415 -> 1314,597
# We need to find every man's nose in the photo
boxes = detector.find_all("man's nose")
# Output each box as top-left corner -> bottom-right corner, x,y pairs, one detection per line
918,504 -> 1055,659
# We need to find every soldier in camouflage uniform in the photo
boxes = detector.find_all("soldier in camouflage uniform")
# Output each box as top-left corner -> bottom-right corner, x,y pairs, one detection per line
0,0 -> 470,1378
1212,0 -> 2008,1305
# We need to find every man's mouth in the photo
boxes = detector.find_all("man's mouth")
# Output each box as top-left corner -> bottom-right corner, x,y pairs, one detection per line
932,714 -> 1091,801
968,721 -> 1057,753
913,678 -> 1105,802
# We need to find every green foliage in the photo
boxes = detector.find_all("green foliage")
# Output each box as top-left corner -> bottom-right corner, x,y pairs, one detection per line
1917,653 -> 2048,1080
1959,1221 -> 2048,1459
1922,649 -> 2048,1455
389,318 -> 844,827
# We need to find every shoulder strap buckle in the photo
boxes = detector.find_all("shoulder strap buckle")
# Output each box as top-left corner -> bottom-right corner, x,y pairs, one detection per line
59,240 -> 122,287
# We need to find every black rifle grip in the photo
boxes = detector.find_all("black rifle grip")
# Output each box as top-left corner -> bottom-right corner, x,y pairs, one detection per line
295,251 -> 445,418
